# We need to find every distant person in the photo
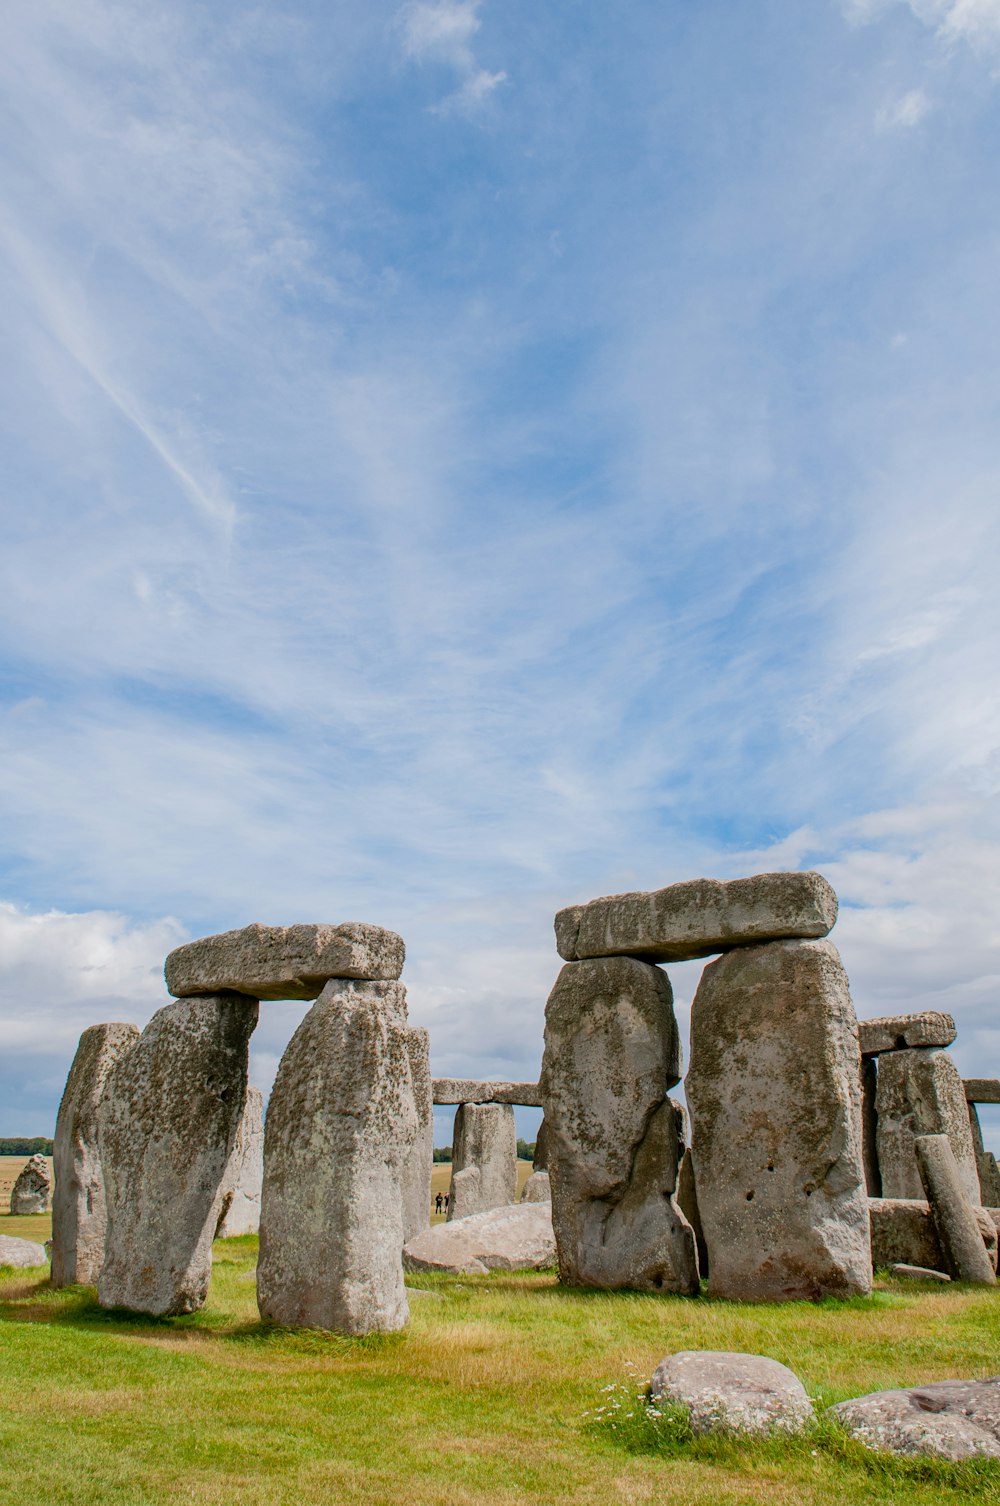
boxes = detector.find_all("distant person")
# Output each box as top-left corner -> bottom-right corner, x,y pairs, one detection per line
443,1193 -> 450,1212
435,1193 -> 443,1214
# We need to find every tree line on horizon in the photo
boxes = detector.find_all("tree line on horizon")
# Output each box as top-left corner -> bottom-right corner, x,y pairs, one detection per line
0,1137 -> 54,1156
432,1139 -> 536,1163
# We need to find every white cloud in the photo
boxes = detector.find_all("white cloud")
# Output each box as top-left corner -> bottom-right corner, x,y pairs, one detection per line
876,87 -> 932,127
844,0 -> 1000,55
397,0 -> 506,114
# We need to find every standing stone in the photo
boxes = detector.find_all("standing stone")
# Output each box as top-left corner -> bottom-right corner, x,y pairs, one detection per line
215,1086 -> 264,1238
676,1147 -> 708,1278
9,1154 -> 51,1215
876,1048 -> 980,1205
687,939 -> 871,1301
861,1057 -> 882,1197
967,1103 -> 1000,1208
401,1027 -> 433,1243
257,979 -> 417,1334
51,1022 -> 140,1287
520,1170 -> 551,1203
914,1134 -> 996,1285
98,994 -> 257,1316
447,1103 -> 516,1220
539,955 -> 698,1293
533,1117 -> 550,1171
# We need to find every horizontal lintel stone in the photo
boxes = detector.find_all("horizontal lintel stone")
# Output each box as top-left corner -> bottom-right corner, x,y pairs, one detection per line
165,922 -> 404,1001
966,1079 -> 1000,1105
431,1079 -> 542,1108
858,1012 -> 957,1057
555,871 -> 837,964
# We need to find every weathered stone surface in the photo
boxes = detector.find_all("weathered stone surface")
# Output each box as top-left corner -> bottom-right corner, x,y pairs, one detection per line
966,1079 -> 1000,1104
447,1103 -> 516,1220
858,1012 -> 956,1057
868,1197 -> 996,1273
51,1022 -> 140,1286
98,994 -> 257,1316
891,1264 -> 951,1282
9,1153 -> 51,1215
555,871 -> 837,965
687,939 -> 871,1301
876,1048 -> 980,1204
676,1147 -> 708,1279
915,1134 -> 996,1284
861,1057 -> 881,1197
431,1079 -> 542,1107
0,1235 -> 49,1268
649,1351 -> 813,1437
401,1027 -> 433,1243
165,922 -> 404,1001
967,1103 -> 1000,1208
830,1378 -> 1000,1460
215,1086 -> 264,1238
257,979 -> 417,1334
403,1202 -> 555,1275
520,1170 -> 551,1203
540,956 -> 697,1293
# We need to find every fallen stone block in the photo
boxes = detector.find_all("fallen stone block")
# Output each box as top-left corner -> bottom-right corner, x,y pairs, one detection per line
876,1048 -> 980,1204
858,1012 -> 956,1057
830,1378 -> 1000,1460
555,870 -> 837,964
431,1079 -> 542,1107
165,922 -> 404,1000
0,1235 -> 49,1269
915,1133 -> 996,1285
890,1264 -> 951,1282
649,1351 -> 813,1436
869,1197 -> 996,1273
403,1202 -> 555,1275
687,938 -> 871,1300
51,1021 -> 140,1286
215,1086 -> 264,1238
448,1102 -> 516,1220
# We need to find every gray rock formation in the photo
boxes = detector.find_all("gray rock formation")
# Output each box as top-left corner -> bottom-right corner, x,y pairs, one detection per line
540,955 -> 698,1293
830,1378 -> 1000,1460
876,1048 -> 980,1204
649,1351 -> 814,1436
861,1057 -> 881,1196
447,1102 -> 516,1220
98,993 -> 257,1315
51,1021 -> 140,1286
166,922 -> 404,1000
967,1102 -> 1000,1207
401,1027 -> 433,1243
431,1079 -> 542,1107
257,979 -> 417,1334
915,1134 -> 996,1284
9,1154 -> 51,1215
403,1201 -> 555,1275
686,938 -> 871,1300
215,1086 -> 264,1238
0,1235 -> 49,1268
858,1012 -> 956,1056
868,1197 -> 997,1274
555,870 -> 837,964
520,1170 -> 550,1203
965,1079 -> 1000,1104
676,1147 -> 708,1278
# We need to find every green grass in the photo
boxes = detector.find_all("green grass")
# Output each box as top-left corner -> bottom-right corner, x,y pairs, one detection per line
1,1241 -> 999,1504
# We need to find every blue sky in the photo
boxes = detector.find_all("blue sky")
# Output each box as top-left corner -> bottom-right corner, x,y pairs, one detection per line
2,0 -> 1000,1147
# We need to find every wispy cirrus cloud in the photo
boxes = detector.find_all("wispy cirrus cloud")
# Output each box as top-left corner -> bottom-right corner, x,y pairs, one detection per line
397,0 -> 507,114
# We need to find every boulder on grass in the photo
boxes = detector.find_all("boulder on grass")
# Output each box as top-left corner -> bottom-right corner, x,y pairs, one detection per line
403,1202 -> 555,1275
0,1235 -> 49,1269
649,1351 -> 813,1436
830,1378 -> 1000,1460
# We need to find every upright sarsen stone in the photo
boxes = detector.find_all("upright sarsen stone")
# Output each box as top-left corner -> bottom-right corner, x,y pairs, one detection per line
686,939 -> 871,1300
51,1022 -> 140,1287
98,994 -> 257,1315
447,1102 -> 516,1220
401,1027 -> 433,1243
257,980 -> 417,1334
539,956 -> 698,1293
215,1086 -> 264,1238
9,1154 -> 51,1215
876,1048 -> 980,1205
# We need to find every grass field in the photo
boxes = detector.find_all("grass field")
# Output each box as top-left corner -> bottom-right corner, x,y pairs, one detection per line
1,1229 -> 1000,1505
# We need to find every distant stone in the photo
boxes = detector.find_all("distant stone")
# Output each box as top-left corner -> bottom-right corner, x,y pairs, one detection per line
967,1103 -> 1000,1207
51,1021 -> 140,1286
403,1202 -> 555,1276
890,1264 -> 951,1282
858,1012 -> 956,1057
215,1086 -> 264,1238
401,1027 -> 433,1244
448,1103 -> 517,1220
540,956 -> 698,1293
98,994 -> 257,1316
431,1079 -> 543,1107
520,1170 -> 551,1203
649,1351 -> 813,1437
966,1079 -> 1000,1104
165,922 -> 404,1001
257,979 -> 417,1334
861,1057 -> 881,1196
686,939 -> 871,1301
555,871 -> 838,964
533,1118 -> 550,1171
0,1235 -> 49,1268
10,1154 -> 51,1215
915,1134 -> 996,1285
876,1048 -> 980,1204
830,1378 -> 1000,1460
869,1197 -> 997,1274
